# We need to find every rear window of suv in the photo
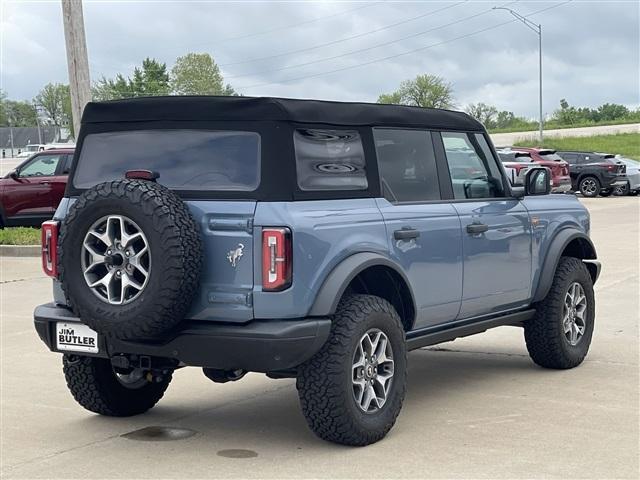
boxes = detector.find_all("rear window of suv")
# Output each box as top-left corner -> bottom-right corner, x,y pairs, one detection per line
538,151 -> 564,162
73,130 -> 261,191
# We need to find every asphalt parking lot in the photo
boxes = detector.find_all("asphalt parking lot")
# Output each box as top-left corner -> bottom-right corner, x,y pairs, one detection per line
1,196 -> 638,479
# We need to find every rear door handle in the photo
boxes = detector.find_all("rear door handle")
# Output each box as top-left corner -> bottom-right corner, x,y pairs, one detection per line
466,223 -> 489,235
394,228 -> 420,240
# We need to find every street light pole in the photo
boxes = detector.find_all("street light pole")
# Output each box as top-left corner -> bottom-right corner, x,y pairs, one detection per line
493,7 -> 543,143
33,100 -> 43,144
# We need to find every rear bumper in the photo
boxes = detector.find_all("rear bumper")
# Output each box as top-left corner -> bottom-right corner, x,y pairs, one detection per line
601,175 -> 627,189
34,303 -> 331,372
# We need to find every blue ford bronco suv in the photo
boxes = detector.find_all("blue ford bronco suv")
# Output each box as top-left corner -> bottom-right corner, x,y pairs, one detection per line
34,96 -> 601,446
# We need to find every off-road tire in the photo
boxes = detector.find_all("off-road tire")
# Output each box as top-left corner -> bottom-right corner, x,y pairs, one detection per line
578,176 -> 601,197
63,355 -> 172,416
525,256 -> 595,369
58,180 -> 202,340
296,294 -> 407,446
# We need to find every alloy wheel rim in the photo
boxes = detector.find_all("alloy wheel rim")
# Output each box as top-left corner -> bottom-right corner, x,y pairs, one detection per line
352,329 -> 395,413
581,179 -> 597,195
563,282 -> 587,346
81,215 -> 151,305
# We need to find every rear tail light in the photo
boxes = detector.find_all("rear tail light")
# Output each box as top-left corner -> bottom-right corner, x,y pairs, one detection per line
262,227 -> 292,291
41,220 -> 59,278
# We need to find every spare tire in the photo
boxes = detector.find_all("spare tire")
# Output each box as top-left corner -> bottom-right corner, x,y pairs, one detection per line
58,180 -> 203,340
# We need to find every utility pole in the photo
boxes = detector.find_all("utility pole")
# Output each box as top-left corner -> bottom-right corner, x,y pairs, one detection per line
494,7 -> 543,143
33,100 -> 43,144
61,0 -> 91,139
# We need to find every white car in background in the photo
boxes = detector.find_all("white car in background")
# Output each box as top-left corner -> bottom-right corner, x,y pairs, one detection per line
612,156 -> 640,195
16,144 -> 46,157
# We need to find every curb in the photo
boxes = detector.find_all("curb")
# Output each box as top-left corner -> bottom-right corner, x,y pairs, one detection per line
0,245 -> 40,257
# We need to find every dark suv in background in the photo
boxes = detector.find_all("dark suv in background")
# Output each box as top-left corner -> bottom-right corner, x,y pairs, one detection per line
0,148 -> 74,227
508,147 -> 571,193
557,151 -> 627,197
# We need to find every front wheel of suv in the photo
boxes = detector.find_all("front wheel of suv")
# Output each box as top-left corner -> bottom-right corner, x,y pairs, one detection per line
296,294 -> 407,446
63,355 -> 173,416
524,256 -> 595,369
579,176 -> 601,197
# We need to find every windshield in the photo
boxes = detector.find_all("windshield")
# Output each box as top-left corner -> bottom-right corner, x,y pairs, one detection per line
74,129 -> 261,191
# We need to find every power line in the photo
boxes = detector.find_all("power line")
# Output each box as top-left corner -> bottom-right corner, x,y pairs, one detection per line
219,1 -> 468,68
237,1 -> 573,91
225,1 -> 517,80
88,2 -> 383,76
176,1 -> 383,51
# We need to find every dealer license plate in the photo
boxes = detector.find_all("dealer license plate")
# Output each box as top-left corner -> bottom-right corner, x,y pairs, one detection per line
56,322 -> 99,354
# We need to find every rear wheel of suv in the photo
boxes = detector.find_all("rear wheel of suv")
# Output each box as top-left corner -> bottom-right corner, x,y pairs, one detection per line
578,176 -> 600,197
296,294 -> 407,446
63,355 -> 172,416
524,256 -> 595,369
58,180 -> 203,340
613,183 -> 629,196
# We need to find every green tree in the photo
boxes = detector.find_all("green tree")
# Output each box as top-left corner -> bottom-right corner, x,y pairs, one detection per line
465,103 -> 498,128
36,83 -> 69,126
597,103 -> 630,122
93,58 -> 170,100
377,74 -> 454,109
170,53 -> 236,95
0,99 -> 38,127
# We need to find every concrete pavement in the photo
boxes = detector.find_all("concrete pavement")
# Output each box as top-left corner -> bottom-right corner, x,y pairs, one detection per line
0,197 -> 638,479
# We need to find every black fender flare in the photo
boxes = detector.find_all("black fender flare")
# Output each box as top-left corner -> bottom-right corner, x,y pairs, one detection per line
533,229 -> 599,303
308,252 -> 416,318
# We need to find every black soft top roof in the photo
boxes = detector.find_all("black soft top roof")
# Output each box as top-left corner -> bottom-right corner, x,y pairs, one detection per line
81,95 -> 483,131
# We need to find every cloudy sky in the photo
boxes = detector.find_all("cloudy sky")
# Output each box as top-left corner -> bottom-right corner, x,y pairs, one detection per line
2,0 -> 638,119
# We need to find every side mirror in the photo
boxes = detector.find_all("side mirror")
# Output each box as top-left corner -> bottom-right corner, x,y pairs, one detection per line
524,167 -> 552,196
8,170 -> 19,180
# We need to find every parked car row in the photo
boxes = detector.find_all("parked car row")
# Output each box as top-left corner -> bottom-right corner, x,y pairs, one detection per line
497,147 -> 638,198
0,144 -> 637,228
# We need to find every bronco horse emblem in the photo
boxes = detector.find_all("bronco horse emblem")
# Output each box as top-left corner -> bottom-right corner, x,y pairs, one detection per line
227,243 -> 244,267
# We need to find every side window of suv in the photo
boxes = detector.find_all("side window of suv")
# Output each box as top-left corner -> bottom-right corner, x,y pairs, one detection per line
19,154 -> 61,177
441,132 -> 505,199
294,129 -> 367,191
373,128 -> 440,203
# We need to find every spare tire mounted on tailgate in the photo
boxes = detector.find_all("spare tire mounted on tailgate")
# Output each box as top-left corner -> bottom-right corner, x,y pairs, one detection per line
59,179 -> 203,340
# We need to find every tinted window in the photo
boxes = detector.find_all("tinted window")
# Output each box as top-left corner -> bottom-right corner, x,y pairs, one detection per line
498,152 -> 532,163
74,130 -> 260,191
19,154 -> 62,177
373,128 -> 440,202
561,153 -> 578,163
294,129 -> 367,191
539,152 -> 563,161
441,132 -> 505,199
60,155 -> 73,174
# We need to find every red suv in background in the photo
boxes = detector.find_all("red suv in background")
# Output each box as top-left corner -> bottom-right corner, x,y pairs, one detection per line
508,147 -> 572,193
0,149 -> 74,227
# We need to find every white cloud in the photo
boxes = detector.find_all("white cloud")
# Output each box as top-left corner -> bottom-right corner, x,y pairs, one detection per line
1,0 -> 638,116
